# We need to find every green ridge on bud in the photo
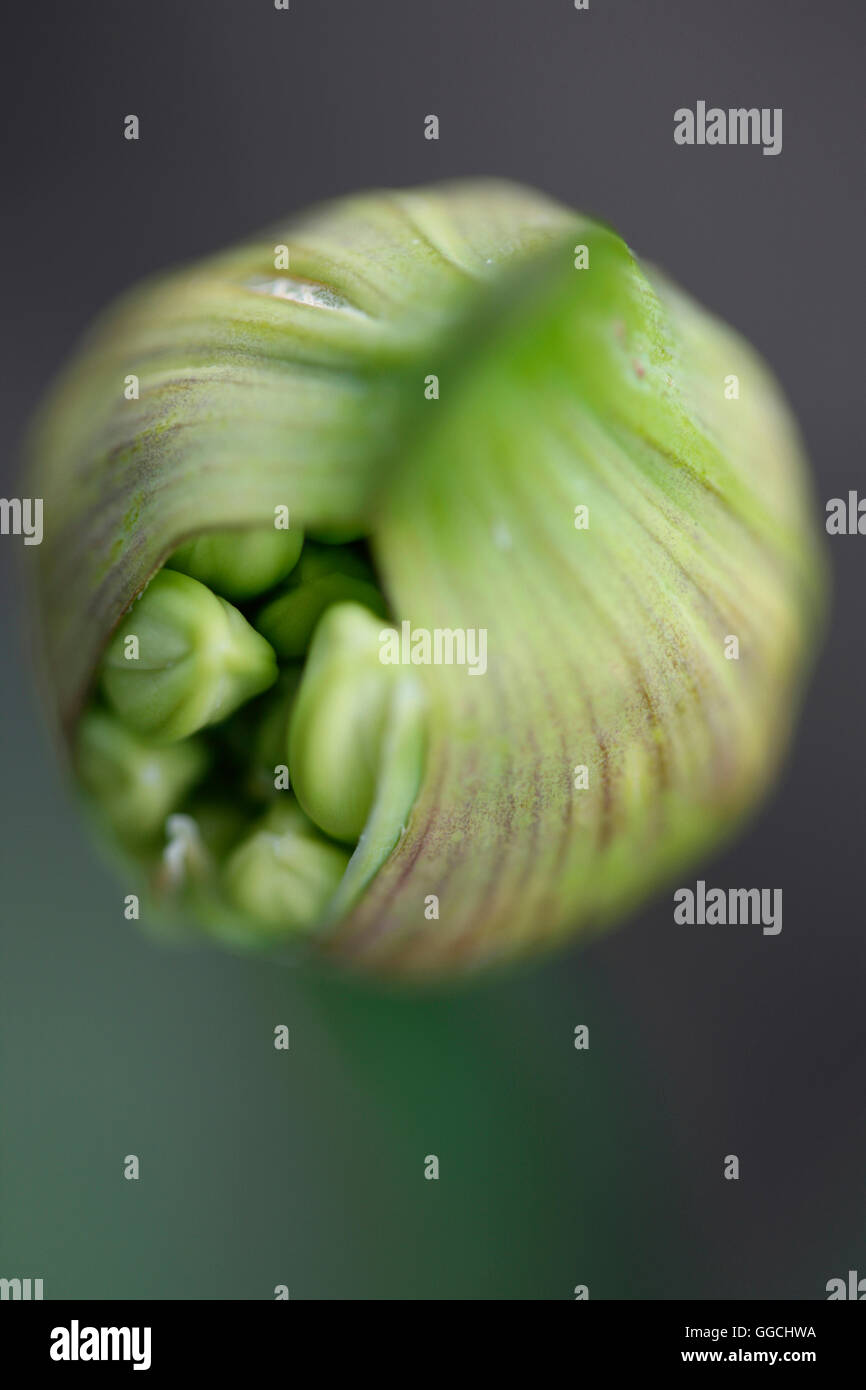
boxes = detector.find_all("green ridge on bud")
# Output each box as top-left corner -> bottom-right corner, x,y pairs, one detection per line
255,543 -> 388,658
224,799 -> 351,934
75,709 -> 209,844
101,569 -> 278,743
165,523 -> 304,600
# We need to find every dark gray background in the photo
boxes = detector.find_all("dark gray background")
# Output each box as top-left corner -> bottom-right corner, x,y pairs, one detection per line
0,0 -> 863,1299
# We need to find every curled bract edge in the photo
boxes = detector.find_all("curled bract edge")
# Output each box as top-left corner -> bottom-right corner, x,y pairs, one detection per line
25,179 -> 827,979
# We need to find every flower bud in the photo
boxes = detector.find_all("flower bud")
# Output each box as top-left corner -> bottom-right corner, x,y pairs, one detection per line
75,709 -> 209,844
101,569 -> 278,743
288,601 -> 423,844
166,523 -> 304,600
224,800 -> 350,935
26,180 -> 826,977
255,543 -> 387,658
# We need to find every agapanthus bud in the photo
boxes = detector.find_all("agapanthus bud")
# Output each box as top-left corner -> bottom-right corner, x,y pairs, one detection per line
166,523 -> 304,600
255,542 -> 387,658
75,709 -> 209,845
100,569 -> 278,743
25,180 -> 826,978
288,601 -> 423,844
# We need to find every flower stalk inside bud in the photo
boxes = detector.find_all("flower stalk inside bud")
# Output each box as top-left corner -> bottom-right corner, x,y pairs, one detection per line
76,523 -> 427,944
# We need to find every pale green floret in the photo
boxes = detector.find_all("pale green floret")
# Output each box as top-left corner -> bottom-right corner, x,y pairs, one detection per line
327,669 -> 427,918
288,601 -> 407,845
224,799 -> 350,932
165,524 -> 304,600
76,708 -> 209,842
178,797 -> 250,861
101,569 -> 278,743
246,669 -> 302,796
255,543 -> 387,658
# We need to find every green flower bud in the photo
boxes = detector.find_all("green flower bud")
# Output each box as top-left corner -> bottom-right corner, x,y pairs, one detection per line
26,180 -> 826,978
224,799 -> 350,934
101,569 -> 278,743
75,709 -> 209,844
255,543 -> 388,658
165,523 -> 304,600
216,667 -> 303,802
288,601 -> 422,844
